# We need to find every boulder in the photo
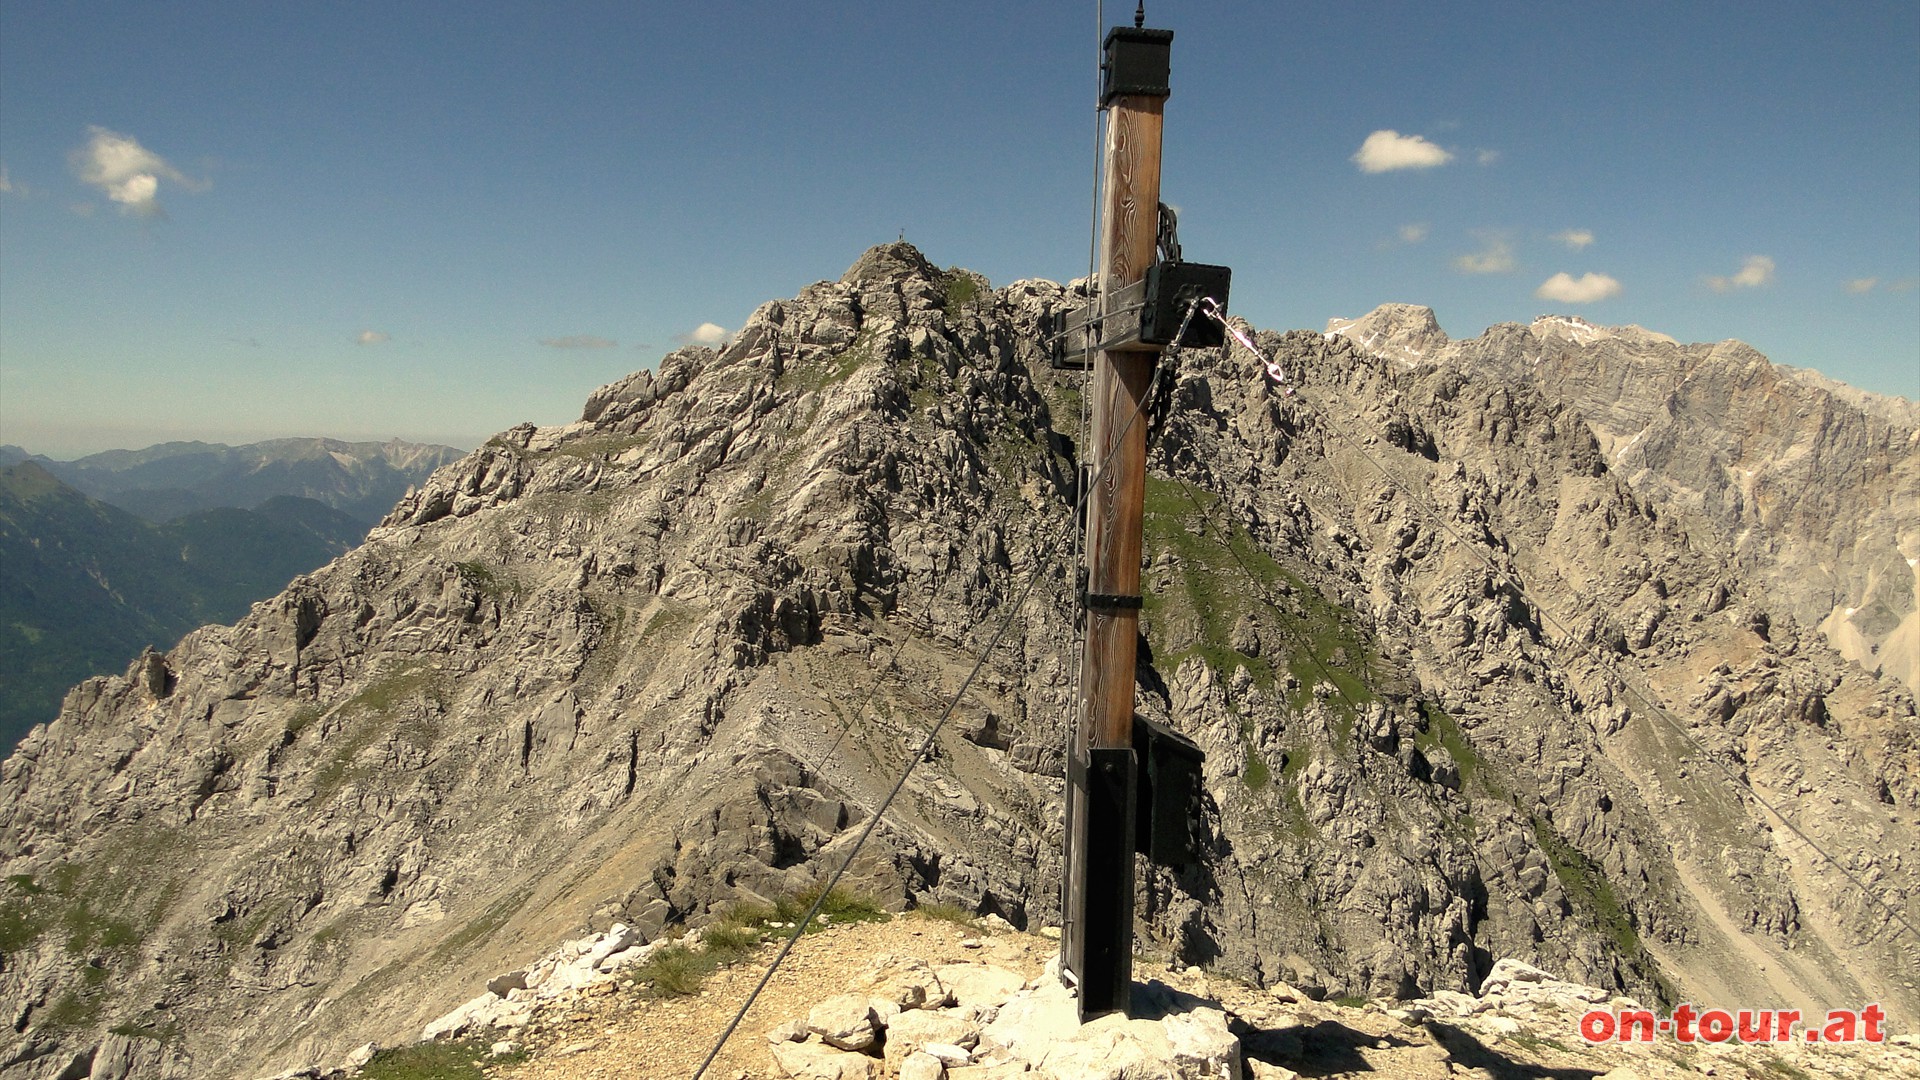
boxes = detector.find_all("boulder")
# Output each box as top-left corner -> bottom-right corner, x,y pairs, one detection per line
1477,958 -> 1553,997
898,1052 -> 945,1080
808,993 -> 880,1052
861,954 -> 951,1010
1165,1008 -> 1240,1078
883,1009 -> 981,1069
934,963 -> 1027,1010
978,981 -> 1081,1059
770,1040 -> 883,1080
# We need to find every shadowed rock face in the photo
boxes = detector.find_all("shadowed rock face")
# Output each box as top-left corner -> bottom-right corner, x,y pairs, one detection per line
3,252 -> 1916,1078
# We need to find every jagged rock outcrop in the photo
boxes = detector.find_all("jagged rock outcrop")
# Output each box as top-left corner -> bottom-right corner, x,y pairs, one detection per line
2,247 -> 1916,1078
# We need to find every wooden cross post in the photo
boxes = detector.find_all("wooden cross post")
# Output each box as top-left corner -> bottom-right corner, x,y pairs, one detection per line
1062,22 -> 1172,1021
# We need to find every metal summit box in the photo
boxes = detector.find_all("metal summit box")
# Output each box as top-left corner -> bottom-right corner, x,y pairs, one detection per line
1141,261 -> 1231,348
1101,27 -> 1173,105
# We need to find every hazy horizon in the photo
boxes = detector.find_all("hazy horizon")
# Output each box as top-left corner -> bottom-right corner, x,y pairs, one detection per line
4,3 -> 1916,451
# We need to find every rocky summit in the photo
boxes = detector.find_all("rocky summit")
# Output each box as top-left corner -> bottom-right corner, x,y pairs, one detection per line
2,243 -> 1916,1079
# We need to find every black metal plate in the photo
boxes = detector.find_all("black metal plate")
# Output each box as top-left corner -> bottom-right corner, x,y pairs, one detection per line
1102,27 -> 1173,104
1143,262 -> 1231,348
1077,746 -> 1138,1018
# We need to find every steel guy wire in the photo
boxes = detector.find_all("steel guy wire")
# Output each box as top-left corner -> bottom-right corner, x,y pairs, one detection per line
1062,0 -> 1106,950
1197,311 -> 1920,950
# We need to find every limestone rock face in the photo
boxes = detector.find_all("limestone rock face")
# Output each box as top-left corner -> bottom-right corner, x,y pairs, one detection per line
2,249 -> 1916,1078
1333,303 -> 1920,699
1323,304 -> 1449,365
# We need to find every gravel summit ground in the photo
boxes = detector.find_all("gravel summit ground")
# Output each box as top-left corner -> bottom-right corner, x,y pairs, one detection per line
470,913 -> 1913,1080
490,915 -> 1053,1080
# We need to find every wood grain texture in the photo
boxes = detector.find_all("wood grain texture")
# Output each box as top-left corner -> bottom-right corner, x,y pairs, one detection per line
1080,91 -> 1166,753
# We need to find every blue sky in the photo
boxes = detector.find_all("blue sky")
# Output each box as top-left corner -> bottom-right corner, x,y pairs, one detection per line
1,1 -> 1915,457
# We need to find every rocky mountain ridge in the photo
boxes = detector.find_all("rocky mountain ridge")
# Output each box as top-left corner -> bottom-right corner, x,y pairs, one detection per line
2,244 -> 1915,1079
1327,304 -> 1920,697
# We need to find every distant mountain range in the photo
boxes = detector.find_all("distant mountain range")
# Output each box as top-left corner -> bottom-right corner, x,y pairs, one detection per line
0,438 -> 462,750
0,436 -> 465,525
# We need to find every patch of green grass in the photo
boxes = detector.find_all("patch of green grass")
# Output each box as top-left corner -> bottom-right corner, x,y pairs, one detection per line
453,560 -> 522,602
700,921 -> 765,964
911,901 -> 977,926
781,328 -> 881,393
1505,1031 -> 1572,1054
61,900 -> 139,955
346,664 -> 447,717
1242,752 -> 1271,790
578,597 -> 631,687
0,876 -> 46,952
40,989 -> 102,1030
778,883 -> 887,929
1141,478 -> 1381,728
633,943 -> 708,998
727,883 -> 886,933
943,271 -> 982,318
1264,749 -> 1316,841
1332,995 -> 1369,1009
3,862 -> 151,961
630,884 -> 885,999
311,913 -> 354,945
283,705 -> 321,741
1412,702 -> 1501,798
641,600 -> 695,641
1532,816 -> 1639,957
360,1040 -> 504,1080
214,899 -> 287,949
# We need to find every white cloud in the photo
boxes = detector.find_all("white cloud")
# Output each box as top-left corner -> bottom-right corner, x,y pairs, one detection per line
1352,130 -> 1454,173
1552,229 -> 1595,250
71,126 -> 202,218
1705,255 -> 1775,293
1845,278 -> 1878,294
356,330 -> 391,346
1536,272 -> 1623,304
1398,223 -> 1430,244
1453,236 -> 1516,275
540,335 -> 618,349
1476,149 -> 1501,166
674,322 -> 731,347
